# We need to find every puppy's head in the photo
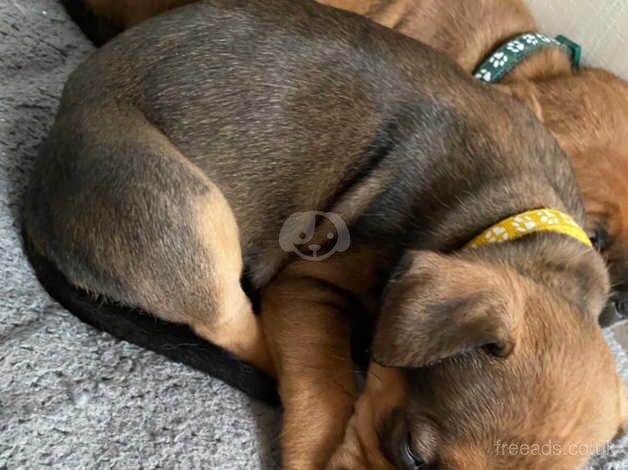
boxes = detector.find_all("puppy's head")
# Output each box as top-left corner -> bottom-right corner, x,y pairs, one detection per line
331,250 -> 626,469
499,69 -> 628,324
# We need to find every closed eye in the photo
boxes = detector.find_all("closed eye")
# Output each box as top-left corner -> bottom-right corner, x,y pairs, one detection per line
401,433 -> 429,470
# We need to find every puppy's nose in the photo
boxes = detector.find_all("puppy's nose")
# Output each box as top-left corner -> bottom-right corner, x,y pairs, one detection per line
309,244 -> 321,253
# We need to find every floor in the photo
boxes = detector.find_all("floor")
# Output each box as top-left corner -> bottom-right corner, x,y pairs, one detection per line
613,322 -> 628,353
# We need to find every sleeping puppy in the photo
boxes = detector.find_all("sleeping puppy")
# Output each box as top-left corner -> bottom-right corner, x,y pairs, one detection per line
63,0 -> 628,325
503,69 -> 628,326
24,1 -> 626,468
315,0 -> 628,325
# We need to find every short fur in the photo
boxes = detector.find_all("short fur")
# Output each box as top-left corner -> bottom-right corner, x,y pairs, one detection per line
503,69 -> 628,325
22,233 -> 279,404
318,0 -> 628,323
24,1 -> 627,468
64,0 -> 628,322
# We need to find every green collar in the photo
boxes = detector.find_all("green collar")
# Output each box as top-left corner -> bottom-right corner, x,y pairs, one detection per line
474,32 -> 581,83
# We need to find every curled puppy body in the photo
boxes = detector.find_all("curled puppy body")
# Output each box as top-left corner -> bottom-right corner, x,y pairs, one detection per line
23,1 -> 627,468
64,0 -> 628,322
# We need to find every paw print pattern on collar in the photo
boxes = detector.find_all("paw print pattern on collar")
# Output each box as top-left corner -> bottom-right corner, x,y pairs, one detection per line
466,209 -> 592,249
474,32 -> 581,83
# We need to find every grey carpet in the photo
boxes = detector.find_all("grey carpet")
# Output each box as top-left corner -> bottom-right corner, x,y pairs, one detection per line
0,1 -> 625,468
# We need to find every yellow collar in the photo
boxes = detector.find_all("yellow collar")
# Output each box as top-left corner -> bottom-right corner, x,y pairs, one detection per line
465,208 -> 592,249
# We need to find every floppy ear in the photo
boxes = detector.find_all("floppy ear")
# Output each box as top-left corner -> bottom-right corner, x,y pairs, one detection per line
495,82 -> 544,123
372,251 -> 522,368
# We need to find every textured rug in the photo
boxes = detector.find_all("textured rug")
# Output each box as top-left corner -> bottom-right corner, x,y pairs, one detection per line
0,1 -> 625,468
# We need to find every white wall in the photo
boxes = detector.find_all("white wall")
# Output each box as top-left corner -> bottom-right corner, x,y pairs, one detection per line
525,0 -> 628,79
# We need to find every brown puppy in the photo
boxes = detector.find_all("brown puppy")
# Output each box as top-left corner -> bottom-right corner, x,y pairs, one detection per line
315,0 -> 628,323
329,248 -> 625,469
314,2 -> 628,466
24,1 -> 626,469
65,0 -> 628,322
503,69 -> 628,325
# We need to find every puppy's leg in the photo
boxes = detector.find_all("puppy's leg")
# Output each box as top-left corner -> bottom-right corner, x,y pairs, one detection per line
262,273 -> 356,469
260,247 -> 382,469
24,102 -> 272,375
327,364 -> 405,470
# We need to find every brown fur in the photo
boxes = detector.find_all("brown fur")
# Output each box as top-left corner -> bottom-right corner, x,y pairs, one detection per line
330,250 -> 625,469
315,0 -> 628,317
83,0 -> 196,27
31,2 -> 628,468
503,69 -> 628,301
77,0 -> 628,320
317,0 -> 547,74
191,192 -> 275,375
261,244 -> 385,468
